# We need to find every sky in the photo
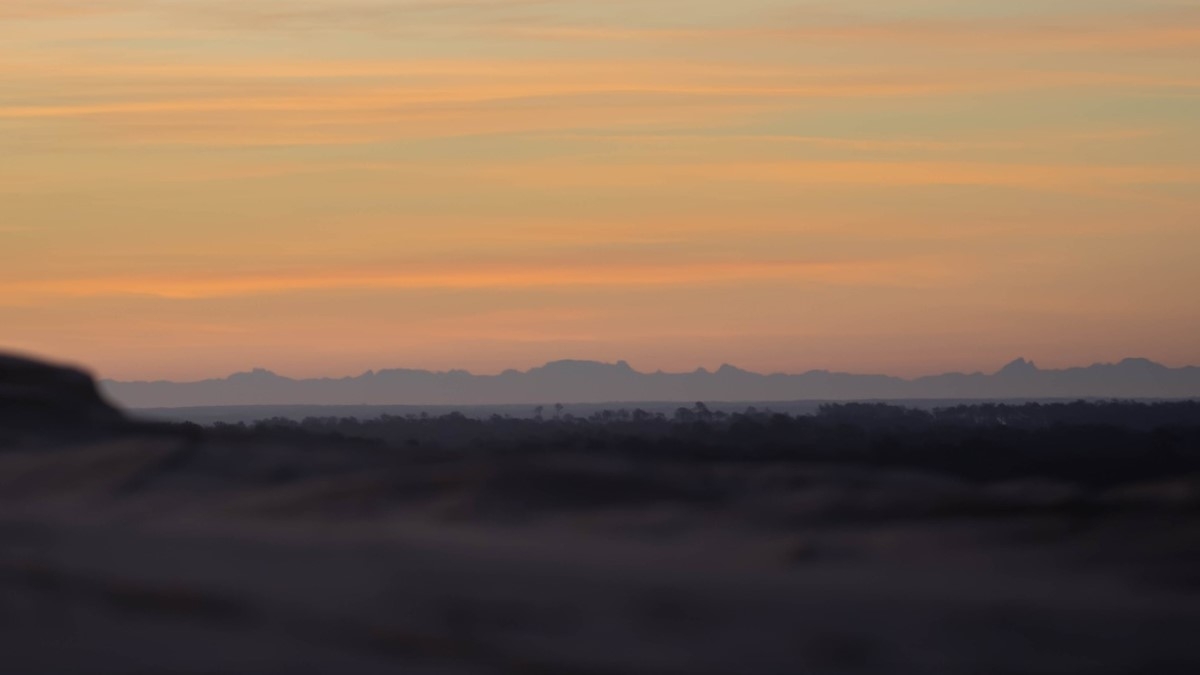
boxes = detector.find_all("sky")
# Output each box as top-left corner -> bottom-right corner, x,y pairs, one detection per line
2,0 -> 1198,381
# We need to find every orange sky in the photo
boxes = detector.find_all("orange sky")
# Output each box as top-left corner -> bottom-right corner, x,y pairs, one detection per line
2,0 -> 1198,380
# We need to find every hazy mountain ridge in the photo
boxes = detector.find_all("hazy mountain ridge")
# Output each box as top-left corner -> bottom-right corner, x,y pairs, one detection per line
101,357 -> 1200,408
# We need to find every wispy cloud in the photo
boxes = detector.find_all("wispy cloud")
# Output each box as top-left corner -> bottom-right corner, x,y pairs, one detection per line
3,58 -> 1193,157
0,1 -> 140,20
1,256 -> 965,300
8,1 -> 1196,56
487,7 -> 1200,53
0,0 -> 548,23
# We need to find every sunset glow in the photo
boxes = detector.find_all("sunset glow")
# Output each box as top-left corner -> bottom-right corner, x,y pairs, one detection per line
3,0 -> 1198,379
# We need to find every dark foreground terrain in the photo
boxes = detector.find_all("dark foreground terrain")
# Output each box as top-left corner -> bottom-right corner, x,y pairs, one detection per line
4,354 -> 1200,674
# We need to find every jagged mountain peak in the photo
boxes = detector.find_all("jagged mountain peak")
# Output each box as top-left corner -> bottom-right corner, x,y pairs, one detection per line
227,368 -> 286,382
997,358 -> 1039,376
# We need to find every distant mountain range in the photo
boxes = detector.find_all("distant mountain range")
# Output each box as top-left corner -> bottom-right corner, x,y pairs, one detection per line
99,358 -> 1200,408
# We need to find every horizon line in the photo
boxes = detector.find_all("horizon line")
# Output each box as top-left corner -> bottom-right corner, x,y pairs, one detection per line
97,355 -> 1198,385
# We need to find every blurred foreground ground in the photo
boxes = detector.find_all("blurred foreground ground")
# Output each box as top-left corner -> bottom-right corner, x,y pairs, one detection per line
3,354 -> 1200,674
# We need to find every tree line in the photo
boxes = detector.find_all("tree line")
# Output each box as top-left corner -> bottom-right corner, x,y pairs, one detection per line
181,400 -> 1200,488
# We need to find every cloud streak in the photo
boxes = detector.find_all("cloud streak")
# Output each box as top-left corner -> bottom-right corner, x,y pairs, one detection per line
488,8 -> 1200,53
0,256 -> 964,301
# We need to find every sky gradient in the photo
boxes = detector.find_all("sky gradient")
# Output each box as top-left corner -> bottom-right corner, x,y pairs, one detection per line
3,0 -> 1199,380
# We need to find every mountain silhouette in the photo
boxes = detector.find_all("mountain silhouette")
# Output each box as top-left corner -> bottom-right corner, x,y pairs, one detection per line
99,358 -> 1200,408
996,357 -> 1038,376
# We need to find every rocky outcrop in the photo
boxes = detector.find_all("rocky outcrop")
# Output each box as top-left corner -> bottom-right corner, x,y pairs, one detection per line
0,352 -> 125,434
